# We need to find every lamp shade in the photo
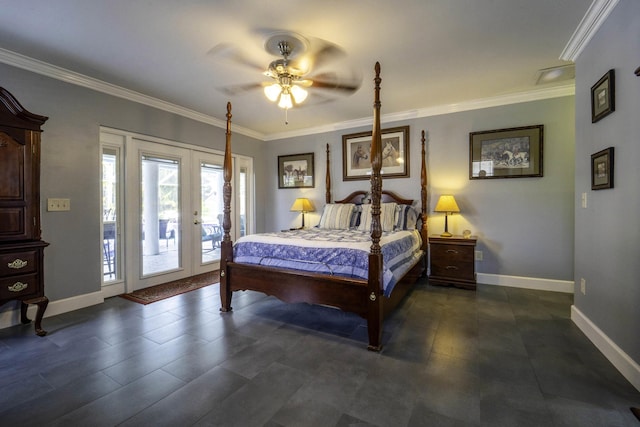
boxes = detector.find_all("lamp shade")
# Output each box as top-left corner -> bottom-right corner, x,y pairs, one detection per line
434,195 -> 460,214
290,198 -> 315,213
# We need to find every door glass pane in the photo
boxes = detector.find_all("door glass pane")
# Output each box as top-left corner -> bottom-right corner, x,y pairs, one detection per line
141,155 -> 180,275
102,148 -> 119,281
200,161 -> 223,264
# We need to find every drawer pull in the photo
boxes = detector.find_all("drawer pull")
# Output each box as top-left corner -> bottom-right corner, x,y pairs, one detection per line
445,265 -> 459,270
8,282 -> 28,292
8,259 -> 28,269
445,249 -> 459,254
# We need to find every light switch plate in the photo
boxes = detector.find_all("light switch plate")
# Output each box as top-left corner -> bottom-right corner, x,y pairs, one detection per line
47,198 -> 71,211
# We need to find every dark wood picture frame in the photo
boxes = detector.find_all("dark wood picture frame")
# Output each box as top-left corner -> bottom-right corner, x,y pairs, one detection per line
591,69 -> 615,123
591,147 -> 614,190
278,152 -> 315,189
342,125 -> 409,181
469,125 -> 544,179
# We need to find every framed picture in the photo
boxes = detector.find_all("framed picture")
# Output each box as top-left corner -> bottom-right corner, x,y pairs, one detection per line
591,69 -> 615,123
342,125 -> 409,181
278,152 -> 314,189
591,147 -> 614,190
469,125 -> 544,179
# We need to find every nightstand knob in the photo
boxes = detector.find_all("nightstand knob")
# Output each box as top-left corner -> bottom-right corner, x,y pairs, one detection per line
445,265 -> 459,270
446,249 -> 459,254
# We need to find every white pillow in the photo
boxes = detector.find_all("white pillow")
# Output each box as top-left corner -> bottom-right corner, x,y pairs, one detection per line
357,202 -> 397,232
318,203 -> 355,229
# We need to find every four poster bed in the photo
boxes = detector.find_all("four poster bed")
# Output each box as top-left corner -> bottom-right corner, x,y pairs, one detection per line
219,62 -> 428,350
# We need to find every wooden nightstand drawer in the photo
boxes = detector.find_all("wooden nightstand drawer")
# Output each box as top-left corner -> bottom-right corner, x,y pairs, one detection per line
430,261 -> 475,280
428,236 -> 477,290
430,245 -> 474,262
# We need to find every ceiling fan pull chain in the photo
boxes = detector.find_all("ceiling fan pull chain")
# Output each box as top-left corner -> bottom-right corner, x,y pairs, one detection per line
285,107 -> 289,125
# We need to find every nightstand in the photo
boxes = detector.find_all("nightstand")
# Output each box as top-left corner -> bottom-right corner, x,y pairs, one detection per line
428,235 -> 477,290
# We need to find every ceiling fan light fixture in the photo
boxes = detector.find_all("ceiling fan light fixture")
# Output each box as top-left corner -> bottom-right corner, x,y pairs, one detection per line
264,83 -> 282,102
290,85 -> 308,104
278,92 -> 293,109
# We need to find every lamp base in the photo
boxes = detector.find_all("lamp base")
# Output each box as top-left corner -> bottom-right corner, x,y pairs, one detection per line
440,231 -> 453,237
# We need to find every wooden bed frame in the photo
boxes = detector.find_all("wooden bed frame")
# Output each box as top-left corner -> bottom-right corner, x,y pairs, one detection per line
219,62 -> 429,350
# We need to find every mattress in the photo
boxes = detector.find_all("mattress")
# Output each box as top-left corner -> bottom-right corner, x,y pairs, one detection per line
233,228 -> 423,296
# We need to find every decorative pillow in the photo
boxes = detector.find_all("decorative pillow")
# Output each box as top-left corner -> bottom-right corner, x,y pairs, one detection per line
318,203 -> 356,229
349,205 -> 362,229
396,204 -> 419,230
357,202 -> 397,232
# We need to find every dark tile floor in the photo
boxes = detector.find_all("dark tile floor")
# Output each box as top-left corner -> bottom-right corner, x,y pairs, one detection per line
1,279 -> 639,426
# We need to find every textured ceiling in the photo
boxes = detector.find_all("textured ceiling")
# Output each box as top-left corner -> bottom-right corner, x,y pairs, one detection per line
0,0 -> 592,139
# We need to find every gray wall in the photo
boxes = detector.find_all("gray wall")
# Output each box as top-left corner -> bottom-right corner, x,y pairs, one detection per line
574,0 -> 640,364
0,62 -> 265,305
265,96 -> 575,282
0,57 -> 576,314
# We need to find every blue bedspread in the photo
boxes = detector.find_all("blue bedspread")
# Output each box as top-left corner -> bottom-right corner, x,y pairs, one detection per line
233,228 -> 423,297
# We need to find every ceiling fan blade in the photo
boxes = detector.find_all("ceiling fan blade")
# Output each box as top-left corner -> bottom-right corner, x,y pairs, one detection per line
295,79 -> 314,87
218,82 -> 265,96
290,41 -> 346,75
307,71 -> 362,93
207,43 -> 265,73
310,79 -> 361,92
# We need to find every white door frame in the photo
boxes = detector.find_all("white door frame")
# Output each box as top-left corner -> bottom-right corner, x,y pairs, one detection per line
100,126 -> 253,293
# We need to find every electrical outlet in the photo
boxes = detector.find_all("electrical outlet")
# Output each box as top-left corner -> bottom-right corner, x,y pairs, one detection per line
47,198 -> 71,211
581,192 -> 587,208
475,250 -> 483,261
580,278 -> 586,295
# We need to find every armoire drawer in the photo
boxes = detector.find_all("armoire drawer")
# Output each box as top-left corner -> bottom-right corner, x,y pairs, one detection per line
0,250 -> 37,276
0,273 -> 40,300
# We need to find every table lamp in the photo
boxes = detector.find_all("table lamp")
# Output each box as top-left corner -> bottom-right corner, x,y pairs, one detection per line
290,198 -> 315,229
434,195 -> 460,237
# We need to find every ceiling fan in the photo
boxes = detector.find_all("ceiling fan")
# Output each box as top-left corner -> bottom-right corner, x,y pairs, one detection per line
212,32 -> 362,112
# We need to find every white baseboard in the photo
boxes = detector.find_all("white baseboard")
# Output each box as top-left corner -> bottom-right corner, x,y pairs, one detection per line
0,291 -> 104,331
102,282 -> 125,299
477,273 -> 574,293
571,305 -> 640,392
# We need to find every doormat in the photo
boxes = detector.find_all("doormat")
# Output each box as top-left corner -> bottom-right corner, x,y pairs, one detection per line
120,270 -> 219,305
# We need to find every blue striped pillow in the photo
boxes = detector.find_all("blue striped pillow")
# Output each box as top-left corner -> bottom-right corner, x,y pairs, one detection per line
395,204 -> 419,230
349,205 -> 362,229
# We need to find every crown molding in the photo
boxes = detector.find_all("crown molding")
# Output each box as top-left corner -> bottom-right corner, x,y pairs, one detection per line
0,47 -> 574,143
264,84 -> 575,141
560,0 -> 620,61
0,47 -> 264,140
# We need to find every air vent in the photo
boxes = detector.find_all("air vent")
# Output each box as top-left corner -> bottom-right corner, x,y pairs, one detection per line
535,64 -> 575,85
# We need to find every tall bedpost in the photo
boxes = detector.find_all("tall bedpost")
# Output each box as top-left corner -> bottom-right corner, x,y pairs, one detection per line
220,102 -> 233,312
420,130 -> 429,255
367,62 -> 383,351
325,143 -> 331,204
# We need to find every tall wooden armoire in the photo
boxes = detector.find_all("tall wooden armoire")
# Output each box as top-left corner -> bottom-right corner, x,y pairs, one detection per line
0,87 -> 49,336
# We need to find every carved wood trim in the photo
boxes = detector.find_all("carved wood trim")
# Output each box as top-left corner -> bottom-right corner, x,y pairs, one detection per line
325,143 -> 331,204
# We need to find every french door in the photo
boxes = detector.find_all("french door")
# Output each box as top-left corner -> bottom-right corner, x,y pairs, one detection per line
101,128 -> 251,293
